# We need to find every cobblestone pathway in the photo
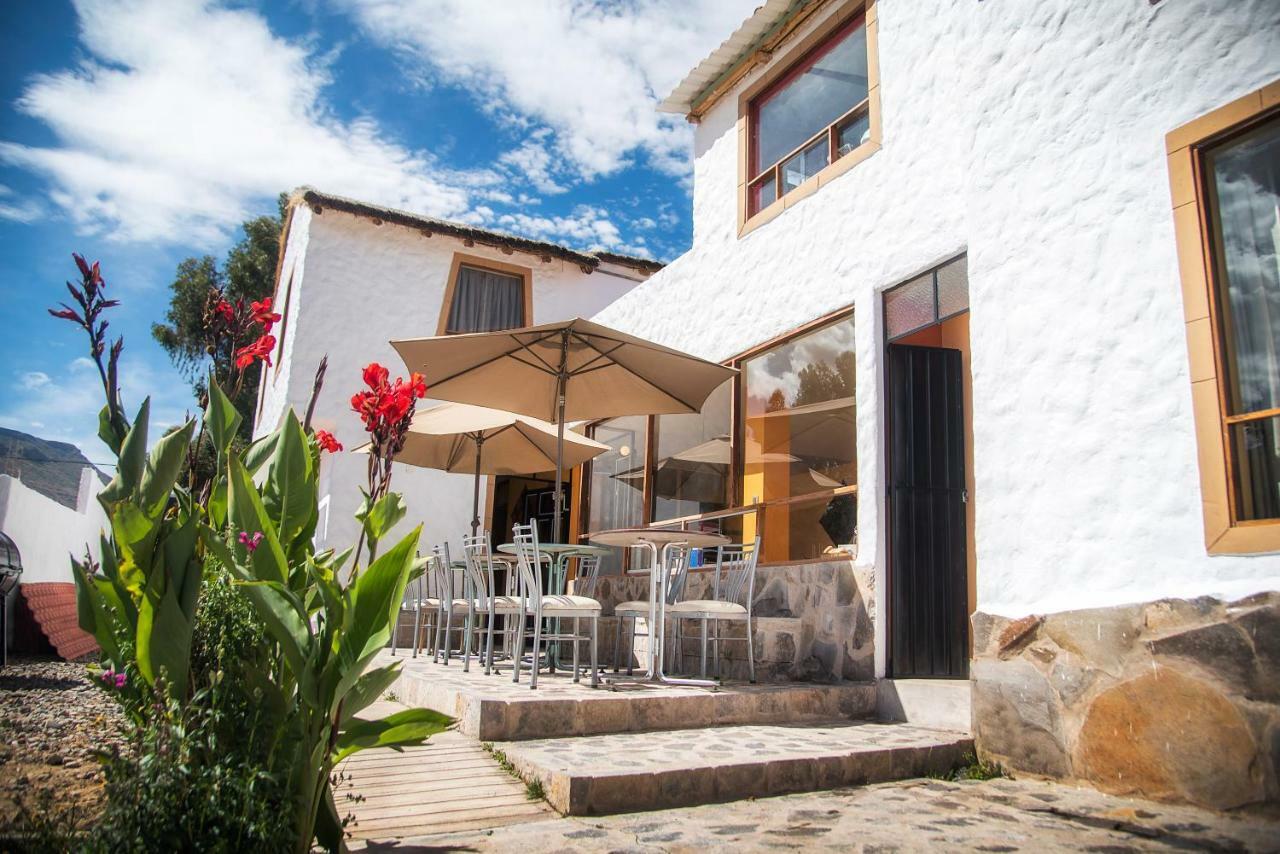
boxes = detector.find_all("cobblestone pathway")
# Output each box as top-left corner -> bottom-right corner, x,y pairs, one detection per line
352,775 -> 1279,852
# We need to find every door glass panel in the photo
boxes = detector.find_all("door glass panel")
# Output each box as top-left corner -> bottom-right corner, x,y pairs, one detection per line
884,273 -> 935,339
652,381 -> 732,522
781,137 -> 829,194
1230,416 -> 1280,522
1204,117 -> 1280,417
588,416 -> 646,573
742,315 -> 857,562
754,20 -> 868,175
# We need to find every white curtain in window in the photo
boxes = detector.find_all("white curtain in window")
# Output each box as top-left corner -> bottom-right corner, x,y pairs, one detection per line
447,265 -> 525,333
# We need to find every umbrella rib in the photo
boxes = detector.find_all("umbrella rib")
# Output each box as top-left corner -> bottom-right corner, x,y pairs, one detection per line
566,336 -> 626,376
420,329 -> 560,387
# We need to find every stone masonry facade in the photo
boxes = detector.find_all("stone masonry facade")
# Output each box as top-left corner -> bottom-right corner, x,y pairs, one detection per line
971,591 -> 1280,809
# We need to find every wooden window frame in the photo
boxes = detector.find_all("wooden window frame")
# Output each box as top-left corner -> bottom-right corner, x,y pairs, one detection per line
1167,79 -> 1280,554
436,252 -> 534,336
737,0 -> 881,237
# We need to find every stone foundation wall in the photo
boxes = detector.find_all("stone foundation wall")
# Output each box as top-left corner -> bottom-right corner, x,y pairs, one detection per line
971,592 -> 1279,809
585,560 -> 875,683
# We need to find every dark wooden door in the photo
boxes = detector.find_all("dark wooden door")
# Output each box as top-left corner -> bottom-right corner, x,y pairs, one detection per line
887,343 -> 968,678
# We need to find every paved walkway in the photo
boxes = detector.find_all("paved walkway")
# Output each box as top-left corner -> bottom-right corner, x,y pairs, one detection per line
336,701 -> 554,840
351,775 -> 1279,851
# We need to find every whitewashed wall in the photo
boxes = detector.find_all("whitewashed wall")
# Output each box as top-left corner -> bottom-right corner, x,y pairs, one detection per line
592,0 -> 1280,652
256,207 -> 644,559
0,470 -> 107,584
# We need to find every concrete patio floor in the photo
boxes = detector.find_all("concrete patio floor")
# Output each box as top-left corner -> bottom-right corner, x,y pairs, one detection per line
350,774 -> 1280,852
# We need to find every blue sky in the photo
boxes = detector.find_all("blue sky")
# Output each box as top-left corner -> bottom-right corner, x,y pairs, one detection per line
0,0 -> 754,462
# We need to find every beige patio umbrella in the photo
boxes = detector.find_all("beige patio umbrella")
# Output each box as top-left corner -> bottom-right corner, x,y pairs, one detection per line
392,317 -> 737,537
358,401 -> 610,535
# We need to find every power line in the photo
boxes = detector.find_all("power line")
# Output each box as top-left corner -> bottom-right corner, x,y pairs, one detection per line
0,453 -> 117,469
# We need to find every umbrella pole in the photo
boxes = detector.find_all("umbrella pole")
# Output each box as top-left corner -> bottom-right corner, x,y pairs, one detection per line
471,436 -> 484,537
552,330 -> 570,541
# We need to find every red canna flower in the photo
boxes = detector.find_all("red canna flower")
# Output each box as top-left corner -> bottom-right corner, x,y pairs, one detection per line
250,297 -> 281,334
315,430 -> 343,453
234,333 -> 276,369
362,362 -> 389,390
213,299 -> 235,324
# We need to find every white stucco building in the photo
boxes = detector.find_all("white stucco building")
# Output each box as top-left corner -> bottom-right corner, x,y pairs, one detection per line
569,0 -> 1280,806
255,188 -> 659,555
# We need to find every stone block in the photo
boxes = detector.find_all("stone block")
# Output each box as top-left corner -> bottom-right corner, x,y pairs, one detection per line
996,615 -> 1043,658
972,658 -> 1070,777
1041,604 -> 1144,677
1075,666 -> 1263,810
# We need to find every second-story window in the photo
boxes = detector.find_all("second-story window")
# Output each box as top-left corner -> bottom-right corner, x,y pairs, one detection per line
748,14 -> 870,216
444,262 -> 526,334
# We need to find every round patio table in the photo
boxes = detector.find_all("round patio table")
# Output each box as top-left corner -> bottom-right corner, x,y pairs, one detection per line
588,528 -> 729,688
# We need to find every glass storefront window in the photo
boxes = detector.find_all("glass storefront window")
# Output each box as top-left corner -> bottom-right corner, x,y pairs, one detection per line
741,314 -> 857,561
587,416 -> 646,573
652,380 -> 733,522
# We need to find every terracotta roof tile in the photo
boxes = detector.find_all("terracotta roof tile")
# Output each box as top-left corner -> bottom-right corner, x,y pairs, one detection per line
19,582 -> 99,661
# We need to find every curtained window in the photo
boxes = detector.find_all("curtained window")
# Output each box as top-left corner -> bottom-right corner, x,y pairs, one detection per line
445,264 -> 526,334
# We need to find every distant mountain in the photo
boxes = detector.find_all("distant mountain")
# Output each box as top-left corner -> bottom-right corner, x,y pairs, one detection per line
0,428 -> 108,510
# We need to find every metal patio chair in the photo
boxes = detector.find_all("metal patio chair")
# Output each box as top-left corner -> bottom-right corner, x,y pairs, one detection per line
511,522 -> 601,689
612,543 -> 691,675
429,542 -> 476,668
461,530 -> 524,675
391,552 -> 438,659
668,537 -> 761,682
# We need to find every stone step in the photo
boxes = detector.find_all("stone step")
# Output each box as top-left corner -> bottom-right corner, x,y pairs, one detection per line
493,720 -> 974,816
389,651 -> 876,740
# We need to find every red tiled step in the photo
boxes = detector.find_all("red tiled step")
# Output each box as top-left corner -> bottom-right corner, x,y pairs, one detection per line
19,582 -> 99,661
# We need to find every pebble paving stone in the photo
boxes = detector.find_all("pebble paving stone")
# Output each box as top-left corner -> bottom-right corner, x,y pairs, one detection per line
350,776 -> 1280,852
0,655 -> 127,830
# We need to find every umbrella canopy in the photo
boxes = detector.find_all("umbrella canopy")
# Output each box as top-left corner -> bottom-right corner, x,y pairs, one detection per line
357,402 -> 609,533
392,317 -> 737,536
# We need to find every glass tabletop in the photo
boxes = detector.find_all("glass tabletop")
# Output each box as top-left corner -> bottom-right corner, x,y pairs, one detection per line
495,542 -> 611,556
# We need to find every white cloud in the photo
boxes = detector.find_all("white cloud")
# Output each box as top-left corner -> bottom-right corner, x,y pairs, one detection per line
335,0 -> 757,180
18,371 -> 52,390
499,131 -> 569,195
496,204 -> 624,251
1,0 -> 493,245
0,184 -> 43,223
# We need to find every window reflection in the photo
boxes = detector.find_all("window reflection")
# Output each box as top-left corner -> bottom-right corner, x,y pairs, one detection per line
742,315 -> 857,560
587,416 -> 646,573
652,381 -> 732,522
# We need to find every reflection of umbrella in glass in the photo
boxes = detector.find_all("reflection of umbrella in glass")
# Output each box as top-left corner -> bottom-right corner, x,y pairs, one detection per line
749,396 -> 856,460
614,436 -> 798,506
818,493 -> 857,547
358,402 -> 609,534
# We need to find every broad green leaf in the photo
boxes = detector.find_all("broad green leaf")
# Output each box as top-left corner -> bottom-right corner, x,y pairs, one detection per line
99,398 -> 150,506
233,579 -> 316,706
139,419 -> 195,518
136,583 -> 191,696
243,429 -> 279,476
356,493 -> 407,545
335,708 -> 452,763
262,410 -> 315,553
110,504 -> 157,594
342,526 -> 420,667
207,477 -> 228,530
339,663 -> 401,723
226,456 -> 289,585
97,404 -> 121,456
205,374 -> 242,462
314,785 -> 344,854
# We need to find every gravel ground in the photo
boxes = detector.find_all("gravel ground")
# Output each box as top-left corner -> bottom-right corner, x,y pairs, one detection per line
0,655 -> 128,831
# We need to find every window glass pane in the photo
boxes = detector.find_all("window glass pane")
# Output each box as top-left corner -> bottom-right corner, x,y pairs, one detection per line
760,492 -> 857,562
754,20 -> 868,175
1205,117 -> 1280,415
884,273 -> 936,339
1230,416 -> 1280,521
750,172 -> 776,215
936,255 -> 970,318
781,137 -> 829,195
447,265 -> 525,333
652,381 -> 732,522
836,111 -> 871,157
587,416 -> 646,573
742,315 -> 857,562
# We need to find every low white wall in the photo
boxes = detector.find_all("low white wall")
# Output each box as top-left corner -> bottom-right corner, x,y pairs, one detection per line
0,470 -> 107,584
